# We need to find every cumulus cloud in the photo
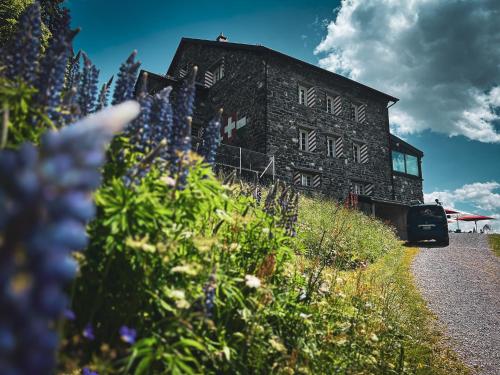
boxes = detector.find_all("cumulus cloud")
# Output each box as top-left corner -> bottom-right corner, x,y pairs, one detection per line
424,182 -> 500,232
314,0 -> 500,143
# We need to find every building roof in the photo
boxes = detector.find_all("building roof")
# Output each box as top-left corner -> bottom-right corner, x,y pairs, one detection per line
390,134 -> 424,157
166,38 -> 399,103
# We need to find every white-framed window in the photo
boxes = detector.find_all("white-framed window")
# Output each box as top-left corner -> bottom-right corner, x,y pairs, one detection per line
326,96 -> 333,114
298,85 -> 307,105
352,182 -> 363,195
327,137 -> 335,157
299,129 -> 309,151
348,103 -> 358,122
301,173 -> 312,187
353,142 -> 362,163
212,63 -> 224,83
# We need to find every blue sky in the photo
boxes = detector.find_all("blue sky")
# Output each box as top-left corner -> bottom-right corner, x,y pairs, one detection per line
67,0 -> 500,228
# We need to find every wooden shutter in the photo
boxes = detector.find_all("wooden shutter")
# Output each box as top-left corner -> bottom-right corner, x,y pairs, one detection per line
308,129 -> 317,152
179,68 -> 188,78
204,70 -> 214,87
333,95 -> 342,116
313,175 -> 321,188
360,144 -> 368,164
306,87 -> 316,107
358,104 -> 366,123
293,171 -> 302,185
334,137 -> 343,157
364,183 -> 374,196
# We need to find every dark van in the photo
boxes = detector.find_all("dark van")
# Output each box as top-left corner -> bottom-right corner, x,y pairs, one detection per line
407,204 -> 449,246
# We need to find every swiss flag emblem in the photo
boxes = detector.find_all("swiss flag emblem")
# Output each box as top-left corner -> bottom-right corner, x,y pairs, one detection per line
221,113 -> 247,143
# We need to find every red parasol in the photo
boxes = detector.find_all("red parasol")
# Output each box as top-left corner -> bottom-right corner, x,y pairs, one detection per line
457,215 -> 496,232
445,208 -> 460,214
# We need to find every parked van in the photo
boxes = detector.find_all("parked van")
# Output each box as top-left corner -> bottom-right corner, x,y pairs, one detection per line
407,204 -> 449,246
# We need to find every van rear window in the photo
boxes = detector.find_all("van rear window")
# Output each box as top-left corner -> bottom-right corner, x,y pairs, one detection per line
408,206 -> 445,219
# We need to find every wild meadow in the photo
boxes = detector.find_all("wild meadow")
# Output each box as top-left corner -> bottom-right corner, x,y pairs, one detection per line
0,2 -> 469,374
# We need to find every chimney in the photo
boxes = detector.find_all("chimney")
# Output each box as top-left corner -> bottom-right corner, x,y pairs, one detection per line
216,32 -> 228,42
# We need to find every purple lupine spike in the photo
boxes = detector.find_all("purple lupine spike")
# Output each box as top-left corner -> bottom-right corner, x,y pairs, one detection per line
78,53 -> 100,116
35,9 -> 73,122
203,270 -> 217,318
95,76 -> 114,111
112,51 -> 141,105
65,50 -> 81,93
169,66 -> 197,168
127,74 -> 153,153
1,2 -> 42,84
151,87 -> 174,159
0,102 -> 139,374
199,108 -> 223,165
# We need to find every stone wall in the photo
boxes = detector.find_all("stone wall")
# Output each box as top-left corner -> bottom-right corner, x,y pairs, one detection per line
171,43 -> 268,154
393,174 -> 424,204
265,54 -> 395,201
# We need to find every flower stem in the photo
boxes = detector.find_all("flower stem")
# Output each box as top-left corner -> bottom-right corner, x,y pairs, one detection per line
1,103 -> 9,149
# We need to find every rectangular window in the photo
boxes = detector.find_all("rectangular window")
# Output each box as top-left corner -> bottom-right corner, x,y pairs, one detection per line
392,151 -> 420,176
405,155 -> 419,176
298,85 -> 307,105
299,130 -> 309,151
212,63 -> 224,83
352,182 -> 363,195
301,174 -> 312,187
348,103 -> 358,122
326,96 -> 333,114
352,142 -> 362,163
327,137 -> 335,157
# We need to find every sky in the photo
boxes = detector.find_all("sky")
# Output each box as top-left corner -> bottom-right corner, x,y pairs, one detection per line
67,0 -> 500,231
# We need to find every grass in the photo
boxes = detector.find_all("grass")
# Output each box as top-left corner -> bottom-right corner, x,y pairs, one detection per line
358,246 -> 471,374
488,234 -> 500,257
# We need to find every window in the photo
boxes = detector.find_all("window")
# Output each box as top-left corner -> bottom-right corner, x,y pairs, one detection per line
352,182 -> 363,195
299,130 -> 309,151
392,151 -> 420,176
326,96 -> 333,114
352,142 -> 362,163
298,85 -> 307,105
212,63 -> 224,83
347,103 -> 358,122
327,137 -> 335,157
301,174 -> 312,187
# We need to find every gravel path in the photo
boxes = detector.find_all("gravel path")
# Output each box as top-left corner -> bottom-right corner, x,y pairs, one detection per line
412,233 -> 500,375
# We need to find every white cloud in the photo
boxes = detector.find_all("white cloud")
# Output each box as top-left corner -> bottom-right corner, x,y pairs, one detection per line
424,182 -> 500,232
314,0 -> 500,143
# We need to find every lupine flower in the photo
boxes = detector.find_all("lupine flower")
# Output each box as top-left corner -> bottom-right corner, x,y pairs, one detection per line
1,2 -> 41,84
63,308 -> 76,321
112,51 -> 141,105
82,324 -> 95,341
203,270 -> 217,318
95,76 -> 114,111
245,275 -> 261,289
82,367 -> 99,375
0,101 -> 139,374
199,109 -> 222,165
150,87 -> 174,158
169,67 -> 197,184
78,52 -> 100,116
65,50 -> 81,94
119,326 -> 137,344
36,9 -> 73,122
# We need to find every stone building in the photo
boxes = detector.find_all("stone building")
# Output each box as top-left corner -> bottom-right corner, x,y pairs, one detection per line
142,35 -> 424,238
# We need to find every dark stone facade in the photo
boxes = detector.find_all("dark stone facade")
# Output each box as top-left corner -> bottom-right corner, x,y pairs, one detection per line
155,37 -> 424,205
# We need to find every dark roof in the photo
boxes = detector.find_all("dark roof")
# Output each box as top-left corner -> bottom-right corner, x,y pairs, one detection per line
167,38 -> 399,103
390,134 -> 424,157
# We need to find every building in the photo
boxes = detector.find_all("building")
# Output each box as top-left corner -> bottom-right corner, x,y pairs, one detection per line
142,35 -> 424,238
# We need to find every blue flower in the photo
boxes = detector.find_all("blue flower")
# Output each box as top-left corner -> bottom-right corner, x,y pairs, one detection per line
112,51 -> 141,105
63,308 -> 76,321
119,326 -> 137,344
82,367 -> 99,375
83,323 -> 95,341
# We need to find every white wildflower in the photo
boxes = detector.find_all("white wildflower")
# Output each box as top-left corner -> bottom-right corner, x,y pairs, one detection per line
245,275 -> 261,289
